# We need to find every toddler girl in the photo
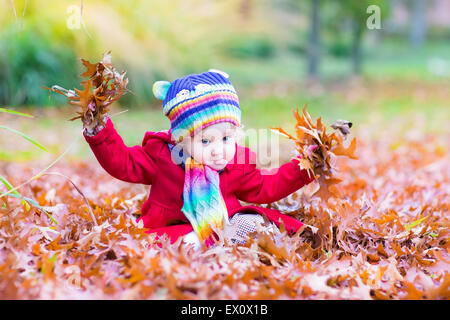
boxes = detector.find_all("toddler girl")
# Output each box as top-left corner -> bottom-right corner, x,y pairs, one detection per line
83,69 -> 314,250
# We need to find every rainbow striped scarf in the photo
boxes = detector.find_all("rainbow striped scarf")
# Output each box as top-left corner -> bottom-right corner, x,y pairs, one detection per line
181,157 -> 230,243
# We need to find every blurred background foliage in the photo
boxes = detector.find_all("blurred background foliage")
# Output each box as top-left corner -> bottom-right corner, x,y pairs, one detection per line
1,0 -> 448,107
0,0 -> 449,160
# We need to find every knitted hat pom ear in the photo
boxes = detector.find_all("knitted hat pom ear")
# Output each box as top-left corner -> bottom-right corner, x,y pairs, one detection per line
153,80 -> 172,100
208,69 -> 229,79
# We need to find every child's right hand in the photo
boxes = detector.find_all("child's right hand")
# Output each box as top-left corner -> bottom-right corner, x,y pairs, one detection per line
83,115 -> 109,136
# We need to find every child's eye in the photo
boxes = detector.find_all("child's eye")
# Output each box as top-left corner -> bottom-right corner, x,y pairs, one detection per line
223,136 -> 231,142
201,139 -> 210,145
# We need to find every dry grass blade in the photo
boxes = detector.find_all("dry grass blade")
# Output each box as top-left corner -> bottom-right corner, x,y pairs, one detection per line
41,172 -> 98,226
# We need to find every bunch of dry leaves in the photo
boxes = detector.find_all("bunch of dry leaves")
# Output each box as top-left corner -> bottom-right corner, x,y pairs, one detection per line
44,51 -> 129,133
272,106 -> 357,202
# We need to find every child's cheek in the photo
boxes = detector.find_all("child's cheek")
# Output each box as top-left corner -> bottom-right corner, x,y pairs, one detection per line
200,145 -> 209,163
193,141 -> 207,163
225,143 -> 236,162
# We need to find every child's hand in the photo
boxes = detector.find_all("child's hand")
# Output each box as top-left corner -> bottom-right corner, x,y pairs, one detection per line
306,144 -> 319,158
83,115 -> 109,136
305,144 -> 324,169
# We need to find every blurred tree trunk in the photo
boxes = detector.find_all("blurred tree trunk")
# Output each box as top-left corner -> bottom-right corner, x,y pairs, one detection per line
351,21 -> 363,74
307,0 -> 320,79
409,0 -> 427,47
334,0 -> 388,75
239,0 -> 253,19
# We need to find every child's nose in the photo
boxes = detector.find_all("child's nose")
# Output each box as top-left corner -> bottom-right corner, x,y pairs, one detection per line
211,146 -> 223,157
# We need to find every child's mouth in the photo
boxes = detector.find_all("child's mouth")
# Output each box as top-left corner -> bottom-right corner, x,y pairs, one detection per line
210,160 -> 227,168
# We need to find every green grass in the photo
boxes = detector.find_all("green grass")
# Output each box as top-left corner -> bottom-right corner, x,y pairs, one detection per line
2,90 -> 447,163
220,38 -> 450,88
364,39 -> 450,81
2,37 -> 449,161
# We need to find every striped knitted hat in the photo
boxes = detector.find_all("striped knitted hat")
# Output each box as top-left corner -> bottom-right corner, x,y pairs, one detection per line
152,69 -> 241,143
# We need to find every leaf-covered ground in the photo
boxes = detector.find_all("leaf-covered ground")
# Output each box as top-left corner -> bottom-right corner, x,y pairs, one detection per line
0,120 -> 448,300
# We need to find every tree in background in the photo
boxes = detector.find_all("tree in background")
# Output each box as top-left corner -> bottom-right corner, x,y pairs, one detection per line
307,0 -> 321,79
304,0 -> 390,78
408,0 -> 427,48
329,0 -> 388,75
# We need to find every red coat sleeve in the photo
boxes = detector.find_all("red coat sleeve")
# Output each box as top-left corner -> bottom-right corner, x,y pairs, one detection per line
234,148 -> 315,204
83,118 -> 160,185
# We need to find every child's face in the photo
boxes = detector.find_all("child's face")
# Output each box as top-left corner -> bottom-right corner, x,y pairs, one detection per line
182,122 -> 237,171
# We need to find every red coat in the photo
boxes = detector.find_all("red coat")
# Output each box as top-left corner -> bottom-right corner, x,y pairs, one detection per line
84,118 -> 314,245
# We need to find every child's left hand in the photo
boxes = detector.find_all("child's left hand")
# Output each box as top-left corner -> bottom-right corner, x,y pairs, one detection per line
302,144 -> 324,170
